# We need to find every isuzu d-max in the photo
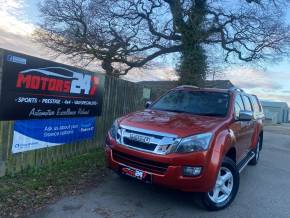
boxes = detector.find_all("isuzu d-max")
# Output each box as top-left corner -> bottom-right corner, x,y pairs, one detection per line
105,86 -> 264,210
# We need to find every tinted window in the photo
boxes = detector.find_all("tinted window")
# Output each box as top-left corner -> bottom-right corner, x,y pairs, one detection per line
234,95 -> 245,118
251,96 -> 261,112
242,95 -> 253,111
151,90 -> 230,117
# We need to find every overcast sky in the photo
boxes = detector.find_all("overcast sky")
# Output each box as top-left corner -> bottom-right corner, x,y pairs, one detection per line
0,0 -> 290,106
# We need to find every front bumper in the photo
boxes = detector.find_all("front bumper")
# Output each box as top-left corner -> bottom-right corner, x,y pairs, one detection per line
105,136 -> 218,193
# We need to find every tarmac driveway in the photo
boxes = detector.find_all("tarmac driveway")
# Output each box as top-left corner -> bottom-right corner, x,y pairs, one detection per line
31,126 -> 290,218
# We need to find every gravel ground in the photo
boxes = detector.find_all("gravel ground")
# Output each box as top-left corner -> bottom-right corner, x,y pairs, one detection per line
30,126 -> 290,218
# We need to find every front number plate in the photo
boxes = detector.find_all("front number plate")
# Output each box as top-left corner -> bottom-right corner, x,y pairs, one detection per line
120,166 -> 152,183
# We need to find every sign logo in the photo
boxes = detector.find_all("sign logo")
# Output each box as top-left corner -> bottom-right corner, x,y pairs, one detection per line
15,67 -> 99,95
129,133 -> 151,144
7,55 -> 27,65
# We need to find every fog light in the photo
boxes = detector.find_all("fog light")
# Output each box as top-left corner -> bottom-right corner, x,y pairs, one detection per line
183,166 -> 202,177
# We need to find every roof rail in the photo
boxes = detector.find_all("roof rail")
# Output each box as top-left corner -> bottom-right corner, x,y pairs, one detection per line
229,87 -> 244,92
176,85 -> 199,89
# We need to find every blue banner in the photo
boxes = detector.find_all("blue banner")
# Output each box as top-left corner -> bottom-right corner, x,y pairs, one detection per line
12,117 -> 96,153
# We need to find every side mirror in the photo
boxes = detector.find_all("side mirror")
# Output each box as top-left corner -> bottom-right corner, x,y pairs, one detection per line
238,110 -> 253,121
145,101 -> 152,109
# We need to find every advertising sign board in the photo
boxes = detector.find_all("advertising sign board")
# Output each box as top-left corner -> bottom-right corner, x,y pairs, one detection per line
12,117 -> 96,153
0,49 -> 104,120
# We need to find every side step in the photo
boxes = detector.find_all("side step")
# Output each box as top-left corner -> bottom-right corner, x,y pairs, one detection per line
237,151 -> 255,173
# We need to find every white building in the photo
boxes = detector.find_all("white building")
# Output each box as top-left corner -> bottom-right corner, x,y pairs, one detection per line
261,101 -> 289,124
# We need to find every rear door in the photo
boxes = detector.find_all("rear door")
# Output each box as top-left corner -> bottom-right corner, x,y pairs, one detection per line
250,95 -> 264,149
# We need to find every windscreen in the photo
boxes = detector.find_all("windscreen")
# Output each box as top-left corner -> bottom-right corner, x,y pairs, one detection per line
151,90 -> 230,117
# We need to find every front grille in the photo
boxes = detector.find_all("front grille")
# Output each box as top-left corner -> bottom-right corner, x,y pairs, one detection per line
125,129 -> 163,139
123,138 -> 157,151
119,125 -> 177,155
112,150 -> 168,174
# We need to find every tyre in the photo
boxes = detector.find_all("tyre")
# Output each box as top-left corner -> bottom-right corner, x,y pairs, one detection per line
249,136 -> 261,165
202,157 -> 239,211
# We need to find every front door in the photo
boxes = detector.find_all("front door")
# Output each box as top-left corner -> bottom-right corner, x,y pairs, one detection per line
241,95 -> 255,153
230,94 -> 251,162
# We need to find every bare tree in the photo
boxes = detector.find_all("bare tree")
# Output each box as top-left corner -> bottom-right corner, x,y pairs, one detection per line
35,0 -> 290,85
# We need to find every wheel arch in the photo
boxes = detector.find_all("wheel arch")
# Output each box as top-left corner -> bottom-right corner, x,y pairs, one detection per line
225,147 -> 237,163
206,129 -> 236,191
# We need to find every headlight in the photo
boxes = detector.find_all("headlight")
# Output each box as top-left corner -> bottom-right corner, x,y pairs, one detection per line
175,132 -> 213,153
109,120 -> 119,140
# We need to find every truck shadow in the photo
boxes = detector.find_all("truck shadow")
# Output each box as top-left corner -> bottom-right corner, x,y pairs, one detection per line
106,172 -> 206,213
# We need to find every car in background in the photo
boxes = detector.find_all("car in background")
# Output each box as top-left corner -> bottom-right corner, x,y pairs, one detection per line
105,86 -> 264,210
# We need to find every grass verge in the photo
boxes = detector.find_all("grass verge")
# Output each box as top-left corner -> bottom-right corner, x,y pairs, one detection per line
0,148 -> 106,218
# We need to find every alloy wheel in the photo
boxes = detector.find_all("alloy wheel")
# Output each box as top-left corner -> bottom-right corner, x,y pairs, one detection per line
208,167 -> 234,204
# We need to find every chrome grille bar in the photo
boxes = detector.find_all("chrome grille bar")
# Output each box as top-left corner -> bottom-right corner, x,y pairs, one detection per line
119,125 -> 178,155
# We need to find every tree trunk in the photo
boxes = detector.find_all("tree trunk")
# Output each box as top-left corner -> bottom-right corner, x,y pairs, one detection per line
177,0 -> 208,86
178,42 -> 207,86
101,59 -> 120,78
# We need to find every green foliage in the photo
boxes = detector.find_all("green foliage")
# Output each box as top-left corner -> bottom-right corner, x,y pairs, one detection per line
178,44 -> 207,86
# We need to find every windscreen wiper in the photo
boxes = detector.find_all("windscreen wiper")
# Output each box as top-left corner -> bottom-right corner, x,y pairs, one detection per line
196,113 -> 223,117
164,109 -> 184,113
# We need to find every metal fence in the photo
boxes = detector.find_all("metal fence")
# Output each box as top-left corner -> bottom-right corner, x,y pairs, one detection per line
0,76 -> 147,176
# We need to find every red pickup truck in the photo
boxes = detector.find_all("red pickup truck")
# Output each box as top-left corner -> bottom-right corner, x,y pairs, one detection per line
105,86 -> 264,210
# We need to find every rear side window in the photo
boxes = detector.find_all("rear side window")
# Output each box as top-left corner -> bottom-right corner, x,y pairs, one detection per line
242,95 -> 253,111
234,95 -> 245,118
250,95 -> 262,112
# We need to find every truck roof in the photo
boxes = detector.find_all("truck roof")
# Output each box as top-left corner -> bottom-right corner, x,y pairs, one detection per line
173,85 -> 245,94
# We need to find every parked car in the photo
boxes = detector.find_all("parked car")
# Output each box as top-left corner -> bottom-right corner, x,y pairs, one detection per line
105,86 -> 264,210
